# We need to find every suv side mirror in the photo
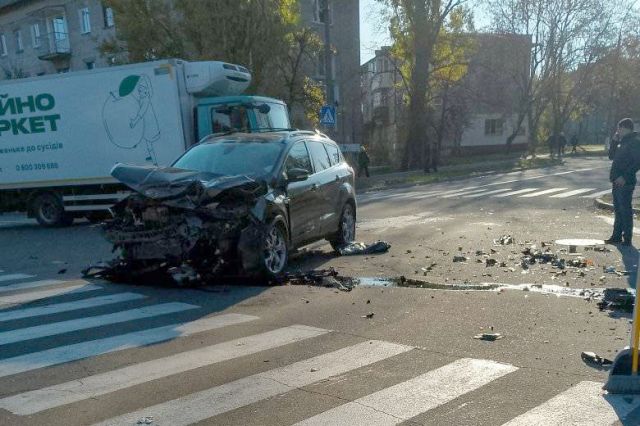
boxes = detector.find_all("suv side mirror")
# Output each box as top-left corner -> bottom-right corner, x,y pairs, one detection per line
287,168 -> 310,183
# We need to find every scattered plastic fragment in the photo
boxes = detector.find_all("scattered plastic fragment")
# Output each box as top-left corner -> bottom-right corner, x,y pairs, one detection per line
362,312 -> 375,319
337,241 -> 391,256
493,235 -> 514,245
581,351 -> 613,367
137,417 -> 154,425
474,333 -> 503,341
453,255 -> 468,263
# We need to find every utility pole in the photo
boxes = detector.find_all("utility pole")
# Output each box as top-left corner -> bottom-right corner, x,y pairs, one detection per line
322,0 -> 334,106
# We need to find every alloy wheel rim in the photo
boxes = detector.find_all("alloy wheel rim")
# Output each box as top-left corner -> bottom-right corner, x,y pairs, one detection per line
264,226 -> 287,274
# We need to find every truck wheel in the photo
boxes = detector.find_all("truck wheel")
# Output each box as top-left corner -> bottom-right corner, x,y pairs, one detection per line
32,193 -> 69,227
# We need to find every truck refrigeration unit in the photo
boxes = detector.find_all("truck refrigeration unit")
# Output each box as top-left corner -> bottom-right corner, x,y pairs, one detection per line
0,59 -> 291,226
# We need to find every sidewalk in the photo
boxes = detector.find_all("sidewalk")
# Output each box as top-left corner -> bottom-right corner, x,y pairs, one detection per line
356,154 -> 559,193
595,192 -> 640,214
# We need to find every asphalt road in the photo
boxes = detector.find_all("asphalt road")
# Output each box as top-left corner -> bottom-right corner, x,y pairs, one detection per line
1,156 -> 640,425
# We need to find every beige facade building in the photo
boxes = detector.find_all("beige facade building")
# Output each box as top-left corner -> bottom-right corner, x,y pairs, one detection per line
362,34 -> 532,165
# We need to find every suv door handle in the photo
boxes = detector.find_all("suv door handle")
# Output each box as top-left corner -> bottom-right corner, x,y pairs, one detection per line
335,175 -> 340,182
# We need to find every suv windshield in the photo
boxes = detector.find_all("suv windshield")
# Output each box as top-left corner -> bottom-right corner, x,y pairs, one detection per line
173,140 -> 284,177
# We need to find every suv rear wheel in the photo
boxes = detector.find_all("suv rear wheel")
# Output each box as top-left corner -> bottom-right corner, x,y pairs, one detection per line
330,202 -> 356,252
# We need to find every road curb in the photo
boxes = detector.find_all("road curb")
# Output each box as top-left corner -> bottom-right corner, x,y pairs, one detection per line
594,197 -> 640,214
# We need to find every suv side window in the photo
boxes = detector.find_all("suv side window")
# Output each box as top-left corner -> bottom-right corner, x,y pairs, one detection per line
285,141 -> 313,175
324,142 -> 341,166
307,140 -> 331,172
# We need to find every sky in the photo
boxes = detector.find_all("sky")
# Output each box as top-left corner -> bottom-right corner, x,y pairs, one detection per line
359,0 -> 389,65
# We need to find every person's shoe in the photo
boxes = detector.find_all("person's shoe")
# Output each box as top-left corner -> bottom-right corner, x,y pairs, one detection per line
604,238 -> 622,244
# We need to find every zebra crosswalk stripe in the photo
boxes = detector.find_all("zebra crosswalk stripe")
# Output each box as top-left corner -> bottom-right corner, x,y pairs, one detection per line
0,273 -> 35,283
502,381 -> 640,426
0,279 -> 65,294
549,188 -> 596,198
582,189 -> 611,199
0,325 -> 329,415
0,302 -> 199,346
441,189 -> 489,198
493,188 -> 540,198
0,292 -> 147,323
519,188 -> 568,198
294,358 -> 517,425
0,283 -> 101,306
0,313 -> 258,378
92,340 -> 413,426
463,188 -> 513,198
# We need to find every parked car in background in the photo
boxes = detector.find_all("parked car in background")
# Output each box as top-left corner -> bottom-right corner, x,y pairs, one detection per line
105,130 -> 357,279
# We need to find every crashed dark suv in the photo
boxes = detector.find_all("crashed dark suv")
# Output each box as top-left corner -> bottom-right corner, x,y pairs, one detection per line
104,131 -> 356,280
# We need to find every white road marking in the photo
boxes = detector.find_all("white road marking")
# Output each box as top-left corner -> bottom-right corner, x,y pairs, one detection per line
0,274 -> 35,283
582,189 -> 612,198
0,313 -> 258,378
441,189 -> 490,198
0,283 -> 101,306
502,381 -> 640,426
1,325 -> 329,415
493,188 -> 539,197
520,188 -> 568,198
549,188 -> 597,198
295,358 -> 517,426
0,302 -> 199,346
463,188 -> 513,198
0,279 -> 63,294
93,340 -> 413,426
0,293 -> 146,323
597,216 -> 640,235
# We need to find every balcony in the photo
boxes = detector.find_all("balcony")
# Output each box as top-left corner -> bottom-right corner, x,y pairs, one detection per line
36,32 -> 71,60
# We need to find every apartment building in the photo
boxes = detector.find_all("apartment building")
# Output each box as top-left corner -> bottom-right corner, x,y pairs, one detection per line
0,0 -> 115,77
362,34 -> 532,164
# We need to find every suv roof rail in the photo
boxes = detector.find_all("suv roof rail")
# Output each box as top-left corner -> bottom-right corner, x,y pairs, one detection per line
284,130 -> 324,141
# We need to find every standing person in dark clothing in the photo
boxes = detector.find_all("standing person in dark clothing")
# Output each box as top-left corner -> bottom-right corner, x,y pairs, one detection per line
358,145 -> 370,178
605,118 -> 640,245
546,134 -> 556,159
570,134 -> 579,153
558,132 -> 567,157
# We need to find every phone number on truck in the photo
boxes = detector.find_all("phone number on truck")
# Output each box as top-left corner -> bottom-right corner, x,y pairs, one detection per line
15,162 -> 59,171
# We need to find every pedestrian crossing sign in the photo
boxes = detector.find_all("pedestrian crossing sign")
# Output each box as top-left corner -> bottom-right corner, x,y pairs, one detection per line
320,105 -> 336,127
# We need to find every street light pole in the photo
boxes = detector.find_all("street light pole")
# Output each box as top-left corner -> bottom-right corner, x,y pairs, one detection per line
322,0 -> 334,106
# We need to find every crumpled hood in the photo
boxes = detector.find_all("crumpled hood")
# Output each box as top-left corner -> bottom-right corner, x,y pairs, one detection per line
111,163 -> 266,207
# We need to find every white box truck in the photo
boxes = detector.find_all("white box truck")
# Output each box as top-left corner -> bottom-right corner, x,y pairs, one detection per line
0,59 -> 291,226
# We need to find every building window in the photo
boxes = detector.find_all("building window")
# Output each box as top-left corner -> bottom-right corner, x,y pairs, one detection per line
14,30 -> 23,53
103,5 -> 114,27
31,23 -> 41,48
79,7 -> 91,34
0,34 -> 6,56
86,61 -> 95,69
485,118 -> 504,136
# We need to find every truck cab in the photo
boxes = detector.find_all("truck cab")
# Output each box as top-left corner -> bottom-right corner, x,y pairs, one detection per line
195,96 -> 290,141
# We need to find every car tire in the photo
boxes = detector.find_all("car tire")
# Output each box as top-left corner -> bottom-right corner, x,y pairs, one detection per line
329,202 -> 356,252
240,219 -> 289,279
32,192 -> 71,227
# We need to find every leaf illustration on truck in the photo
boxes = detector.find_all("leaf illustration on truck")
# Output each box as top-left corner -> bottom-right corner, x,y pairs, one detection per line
102,74 -> 160,165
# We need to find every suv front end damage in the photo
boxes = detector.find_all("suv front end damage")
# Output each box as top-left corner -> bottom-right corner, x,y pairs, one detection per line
103,164 -> 271,282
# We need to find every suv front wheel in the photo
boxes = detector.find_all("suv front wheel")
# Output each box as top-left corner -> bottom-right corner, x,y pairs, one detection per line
330,202 -> 356,252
